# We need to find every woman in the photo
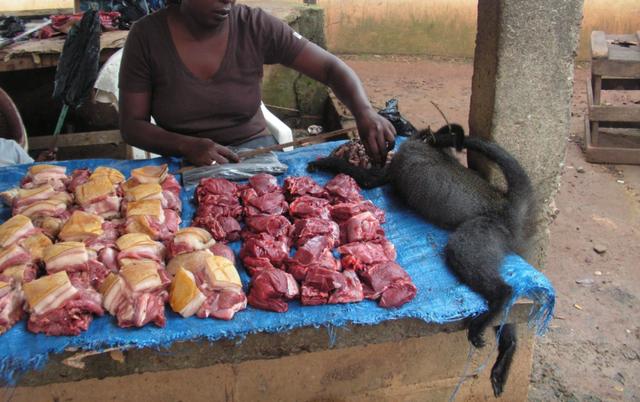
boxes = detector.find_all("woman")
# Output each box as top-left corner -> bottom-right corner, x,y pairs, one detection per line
119,0 -> 395,166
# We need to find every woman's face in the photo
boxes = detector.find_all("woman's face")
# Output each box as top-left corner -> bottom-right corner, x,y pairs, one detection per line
181,0 -> 236,28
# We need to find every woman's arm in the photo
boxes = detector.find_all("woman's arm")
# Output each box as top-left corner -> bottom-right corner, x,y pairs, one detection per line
286,42 -> 396,165
119,90 -> 238,165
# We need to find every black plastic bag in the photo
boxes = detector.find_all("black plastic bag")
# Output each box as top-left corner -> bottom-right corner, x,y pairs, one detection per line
378,98 -> 418,137
0,16 -> 26,38
53,10 -> 101,108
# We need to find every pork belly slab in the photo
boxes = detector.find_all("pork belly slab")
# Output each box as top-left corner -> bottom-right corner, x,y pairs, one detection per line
100,261 -> 170,328
43,241 -> 111,288
0,279 -> 24,334
24,271 -> 104,336
170,264 -> 246,321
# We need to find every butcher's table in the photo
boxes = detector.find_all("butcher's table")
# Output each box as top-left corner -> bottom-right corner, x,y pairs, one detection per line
0,142 -> 554,402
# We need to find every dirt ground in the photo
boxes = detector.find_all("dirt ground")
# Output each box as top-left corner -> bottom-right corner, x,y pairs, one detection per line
342,55 -> 640,401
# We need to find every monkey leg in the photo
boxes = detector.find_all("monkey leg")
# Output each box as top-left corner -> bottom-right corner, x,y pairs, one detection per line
307,156 -> 389,189
444,216 -> 513,348
491,323 -> 517,397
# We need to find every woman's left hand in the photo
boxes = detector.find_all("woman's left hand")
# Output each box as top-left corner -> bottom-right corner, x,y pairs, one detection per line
355,108 -> 396,166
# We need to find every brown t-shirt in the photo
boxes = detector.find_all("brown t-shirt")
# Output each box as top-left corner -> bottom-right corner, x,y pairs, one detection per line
119,5 -> 308,145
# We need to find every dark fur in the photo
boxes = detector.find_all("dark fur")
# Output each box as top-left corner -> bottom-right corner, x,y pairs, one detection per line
307,124 -> 534,397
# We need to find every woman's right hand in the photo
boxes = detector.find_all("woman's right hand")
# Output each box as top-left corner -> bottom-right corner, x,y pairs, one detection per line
179,137 -> 240,166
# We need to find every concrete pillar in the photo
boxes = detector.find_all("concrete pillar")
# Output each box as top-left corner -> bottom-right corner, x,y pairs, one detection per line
468,0 -> 584,268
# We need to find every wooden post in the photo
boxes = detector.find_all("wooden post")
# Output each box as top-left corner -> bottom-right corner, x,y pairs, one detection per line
74,0 -> 81,12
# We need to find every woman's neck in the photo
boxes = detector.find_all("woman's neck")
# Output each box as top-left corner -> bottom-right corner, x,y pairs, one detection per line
172,5 -> 227,40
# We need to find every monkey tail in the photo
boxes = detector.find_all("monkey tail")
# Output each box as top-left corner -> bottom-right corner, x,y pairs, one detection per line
429,125 -> 534,238
462,137 -> 534,239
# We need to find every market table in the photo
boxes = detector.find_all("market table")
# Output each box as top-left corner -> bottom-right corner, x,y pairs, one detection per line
0,141 -> 554,401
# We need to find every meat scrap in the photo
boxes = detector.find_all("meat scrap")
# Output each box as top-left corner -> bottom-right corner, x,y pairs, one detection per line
24,271 -> 104,336
247,268 -> 299,313
99,261 -> 170,328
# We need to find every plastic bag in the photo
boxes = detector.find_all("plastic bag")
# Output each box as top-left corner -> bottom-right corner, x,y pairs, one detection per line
181,148 -> 288,187
378,98 -> 418,137
53,10 -> 101,107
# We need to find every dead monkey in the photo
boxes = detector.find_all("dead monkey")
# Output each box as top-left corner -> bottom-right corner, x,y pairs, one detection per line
307,125 -> 535,397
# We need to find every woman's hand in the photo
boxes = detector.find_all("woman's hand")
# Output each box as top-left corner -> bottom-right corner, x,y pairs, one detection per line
179,137 -> 239,166
355,108 -> 396,166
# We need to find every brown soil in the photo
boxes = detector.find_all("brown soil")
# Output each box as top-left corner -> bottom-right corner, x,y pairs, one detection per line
343,55 -> 640,401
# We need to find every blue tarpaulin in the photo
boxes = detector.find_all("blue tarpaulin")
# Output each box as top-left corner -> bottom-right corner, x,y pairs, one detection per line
0,141 -> 554,385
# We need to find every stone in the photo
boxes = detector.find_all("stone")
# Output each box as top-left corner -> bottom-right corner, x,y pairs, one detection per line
593,244 -> 607,254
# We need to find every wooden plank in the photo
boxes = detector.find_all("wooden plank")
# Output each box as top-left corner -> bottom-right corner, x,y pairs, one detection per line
592,59 -> 640,78
28,130 -> 123,150
592,76 -> 602,105
584,117 -> 640,165
589,104 -> 640,123
601,78 -> 640,91
591,31 -> 608,59
637,31 -> 640,44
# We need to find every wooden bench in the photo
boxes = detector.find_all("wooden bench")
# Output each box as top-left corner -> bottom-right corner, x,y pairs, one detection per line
585,31 -> 640,164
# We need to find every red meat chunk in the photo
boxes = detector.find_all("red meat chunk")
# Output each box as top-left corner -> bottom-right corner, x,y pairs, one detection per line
240,233 -> 290,270
337,239 -> 397,271
289,195 -> 330,220
284,176 -> 329,200
196,178 -> 238,202
247,269 -> 299,312
291,218 -> 340,248
325,174 -> 364,204
286,236 -> 340,281
243,214 -> 292,239
301,267 -> 364,306
357,261 -> 417,308
248,173 -> 282,195
340,212 -> 385,244
330,200 -> 386,224
244,191 -> 288,216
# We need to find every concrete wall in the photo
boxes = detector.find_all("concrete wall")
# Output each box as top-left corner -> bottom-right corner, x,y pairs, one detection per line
468,0 -> 584,267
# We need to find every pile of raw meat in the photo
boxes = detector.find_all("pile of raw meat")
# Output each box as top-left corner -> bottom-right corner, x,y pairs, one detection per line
330,140 -> 394,169
194,173 -> 417,313
0,164 -> 246,337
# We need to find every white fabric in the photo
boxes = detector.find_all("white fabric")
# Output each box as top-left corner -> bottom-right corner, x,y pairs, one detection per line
0,138 -> 34,167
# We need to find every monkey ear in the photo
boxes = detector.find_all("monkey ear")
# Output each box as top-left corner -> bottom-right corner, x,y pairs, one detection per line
433,124 -> 465,151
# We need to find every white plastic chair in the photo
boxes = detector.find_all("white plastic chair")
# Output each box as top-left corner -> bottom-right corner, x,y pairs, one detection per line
94,48 -> 294,158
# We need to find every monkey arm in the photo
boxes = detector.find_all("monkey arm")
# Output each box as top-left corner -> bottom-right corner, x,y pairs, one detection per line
307,156 -> 389,189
